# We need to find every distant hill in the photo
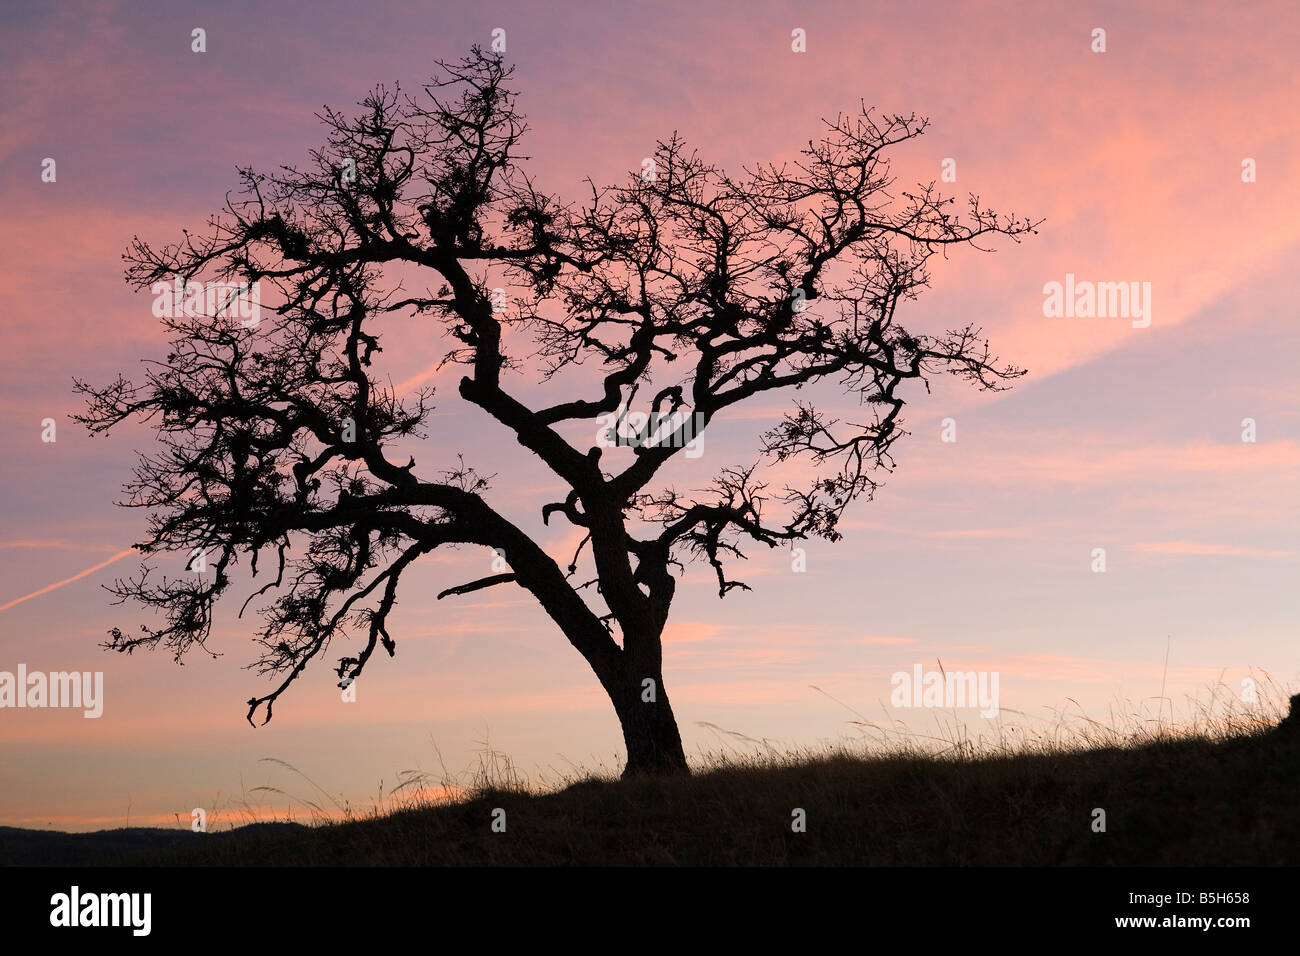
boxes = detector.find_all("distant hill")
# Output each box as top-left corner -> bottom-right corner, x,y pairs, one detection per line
0,822 -> 305,866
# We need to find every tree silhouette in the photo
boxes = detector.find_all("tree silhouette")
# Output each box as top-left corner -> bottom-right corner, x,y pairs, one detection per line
75,48 -> 1037,776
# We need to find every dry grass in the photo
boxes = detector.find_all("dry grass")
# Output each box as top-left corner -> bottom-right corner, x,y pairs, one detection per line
117,674 -> 1300,866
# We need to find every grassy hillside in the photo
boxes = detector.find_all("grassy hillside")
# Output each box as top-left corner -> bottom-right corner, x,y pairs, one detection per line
107,712 -> 1299,866
6,690 -> 1295,867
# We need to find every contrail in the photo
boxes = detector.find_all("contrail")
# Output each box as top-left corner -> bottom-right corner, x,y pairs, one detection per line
0,548 -> 136,612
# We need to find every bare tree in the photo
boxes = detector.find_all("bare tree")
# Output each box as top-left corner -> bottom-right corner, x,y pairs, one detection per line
75,48 -> 1037,776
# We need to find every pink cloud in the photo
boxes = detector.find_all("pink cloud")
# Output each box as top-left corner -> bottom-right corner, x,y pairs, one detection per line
1129,541 -> 1292,558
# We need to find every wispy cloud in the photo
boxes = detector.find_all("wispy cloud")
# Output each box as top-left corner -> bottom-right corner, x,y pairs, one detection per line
1129,541 -> 1292,558
0,548 -> 135,613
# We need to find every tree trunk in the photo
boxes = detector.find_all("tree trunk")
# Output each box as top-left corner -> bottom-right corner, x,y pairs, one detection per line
609,667 -> 689,777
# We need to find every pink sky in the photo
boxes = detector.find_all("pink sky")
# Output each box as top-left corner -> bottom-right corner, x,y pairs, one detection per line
2,0 -> 1298,830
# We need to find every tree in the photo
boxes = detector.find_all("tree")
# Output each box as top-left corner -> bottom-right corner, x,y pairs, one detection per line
75,48 -> 1038,776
